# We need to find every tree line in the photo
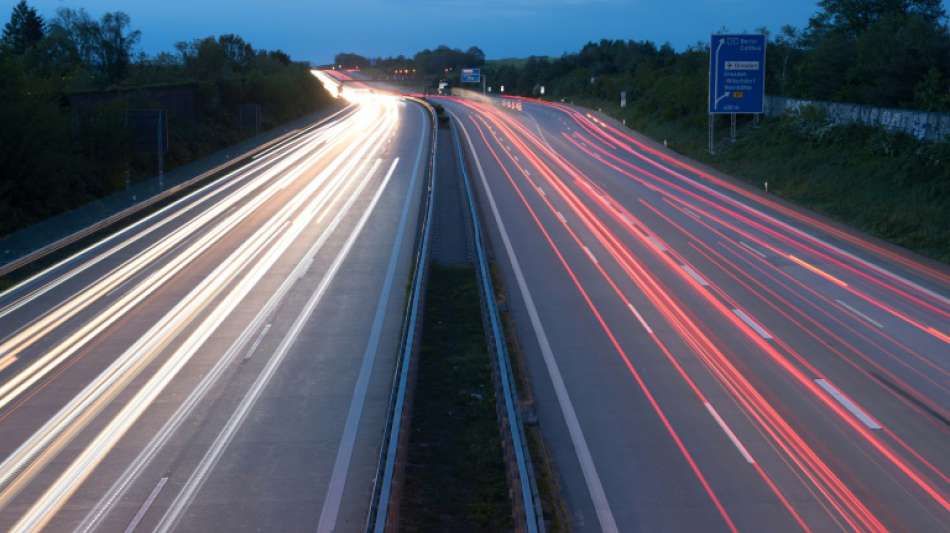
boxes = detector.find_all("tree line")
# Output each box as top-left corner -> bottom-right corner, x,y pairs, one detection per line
0,1 -> 332,237
483,0 -> 950,115
334,45 -> 485,77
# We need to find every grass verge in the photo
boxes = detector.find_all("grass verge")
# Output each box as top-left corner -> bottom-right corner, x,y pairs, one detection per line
399,264 -> 513,532
490,262 -> 571,533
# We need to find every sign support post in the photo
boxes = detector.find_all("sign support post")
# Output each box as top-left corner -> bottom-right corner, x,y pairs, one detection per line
730,113 -> 737,143
708,114 -> 715,154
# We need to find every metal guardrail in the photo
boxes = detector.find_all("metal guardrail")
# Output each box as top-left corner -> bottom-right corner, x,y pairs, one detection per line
365,96 -> 438,533
452,116 -> 543,533
0,105 -> 355,281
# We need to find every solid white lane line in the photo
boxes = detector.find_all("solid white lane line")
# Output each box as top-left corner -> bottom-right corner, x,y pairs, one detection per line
704,402 -> 755,464
815,379 -> 882,430
681,264 -> 709,287
8,210 -> 292,530
5,107 -> 398,528
0,131 -> 343,408
76,158 -> 385,533
835,299 -> 884,329
123,476 -> 166,533
456,115 -> 620,533
732,308 -> 773,340
154,153 -> 400,533
243,323 -> 272,361
317,111 -> 427,533
738,240 -> 767,259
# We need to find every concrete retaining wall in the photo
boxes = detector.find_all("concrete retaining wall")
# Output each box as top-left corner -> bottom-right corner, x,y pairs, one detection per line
764,95 -> 950,141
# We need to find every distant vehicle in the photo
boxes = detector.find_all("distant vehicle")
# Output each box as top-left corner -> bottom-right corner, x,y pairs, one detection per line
438,79 -> 450,95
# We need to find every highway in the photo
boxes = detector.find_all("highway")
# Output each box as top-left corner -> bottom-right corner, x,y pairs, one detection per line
0,85 -> 430,532
438,94 -> 950,532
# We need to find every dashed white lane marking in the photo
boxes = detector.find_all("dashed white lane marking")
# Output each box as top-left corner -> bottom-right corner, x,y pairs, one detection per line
583,246 -> 598,264
705,402 -> 755,464
243,323 -> 272,360
732,308 -> 773,340
155,157 -> 403,533
682,264 -> 709,287
318,136 -> 428,533
738,240 -> 767,259
627,303 -> 653,334
681,207 -> 701,219
815,379 -> 882,430
648,235 -> 667,252
123,477 -> 167,533
456,115 -> 620,533
835,299 -> 884,329
555,211 -> 567,223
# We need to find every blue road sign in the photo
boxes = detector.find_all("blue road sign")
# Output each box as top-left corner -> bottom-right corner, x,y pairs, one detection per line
708,34 -> 766,114
461,67 -> 481,84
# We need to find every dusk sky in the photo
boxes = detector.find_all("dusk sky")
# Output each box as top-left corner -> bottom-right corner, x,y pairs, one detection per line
0,1 -> 882,63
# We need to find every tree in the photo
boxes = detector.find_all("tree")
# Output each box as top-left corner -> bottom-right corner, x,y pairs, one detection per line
334,52 -> 369,69
218,34 -> 253,70
914,66 -> 950,110
2,0 -> 44,54
49,8 -> 100,69
465,46 -> 485,66
176,34 -> 262,80
808,0 -> 947,38
846,12 -> 950,105
97,11 -> 139,84
42,8 -> 139,86
267,50 -> 291,66
769,25 -> 802,95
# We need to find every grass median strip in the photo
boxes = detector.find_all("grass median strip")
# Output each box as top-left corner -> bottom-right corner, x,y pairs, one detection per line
399,264 -> 513,532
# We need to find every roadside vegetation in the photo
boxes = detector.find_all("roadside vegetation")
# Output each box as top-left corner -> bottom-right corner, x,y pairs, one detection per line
400,264 -> 513,532
333,46 -> 485,84
0,1 -> 332,237
477,0 -> 950,262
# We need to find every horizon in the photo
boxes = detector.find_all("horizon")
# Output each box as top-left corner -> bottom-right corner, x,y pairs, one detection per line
3,0 -> 832,63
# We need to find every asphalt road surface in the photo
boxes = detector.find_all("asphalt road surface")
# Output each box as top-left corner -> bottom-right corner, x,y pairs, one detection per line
0,91 -> 430,532
438,94 -> 949,533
